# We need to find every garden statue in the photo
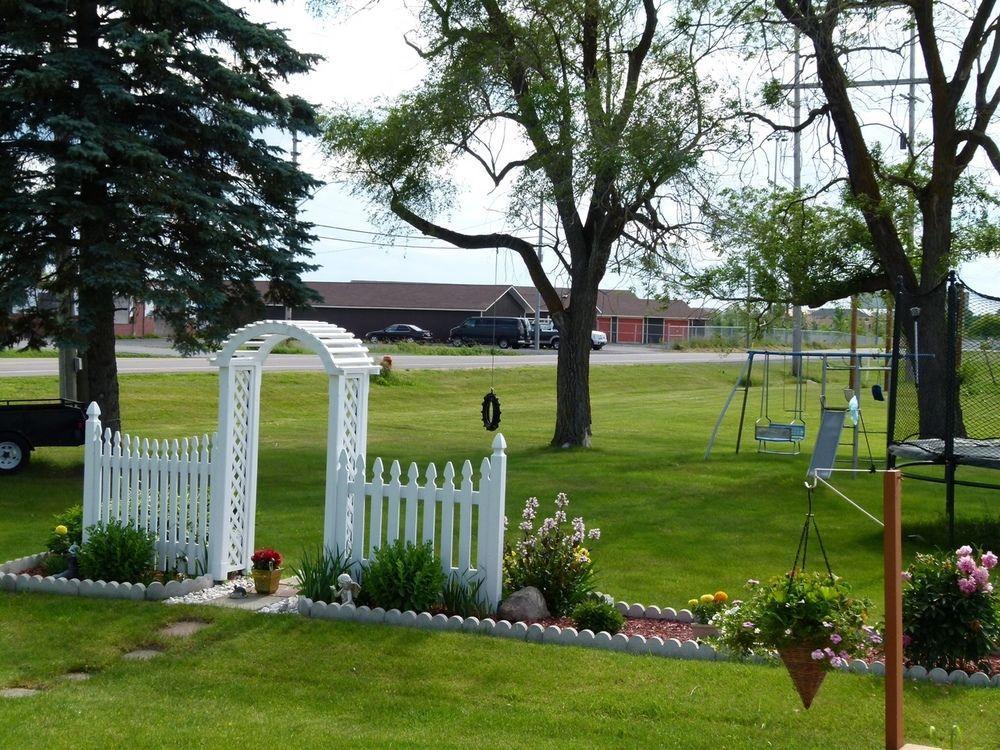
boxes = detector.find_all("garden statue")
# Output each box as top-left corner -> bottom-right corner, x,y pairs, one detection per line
333,573 -> 360,605
65,542 -> 79,580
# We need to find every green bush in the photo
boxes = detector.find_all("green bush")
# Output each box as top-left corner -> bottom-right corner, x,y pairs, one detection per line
40,553 -> 68,577
903,547 -> 999,669
504,493 -> 600,616
293,545 -> 352,604
77,521 -> 156,583
361,540 -> 445,613
571,599 -> 625,634
45,505 -> 82,555
439,572 -> 492,618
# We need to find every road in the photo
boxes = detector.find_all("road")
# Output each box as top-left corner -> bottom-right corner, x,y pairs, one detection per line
0,346 -> 749,378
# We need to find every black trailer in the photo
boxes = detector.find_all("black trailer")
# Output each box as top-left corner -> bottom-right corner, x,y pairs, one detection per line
0,399 -> 87,474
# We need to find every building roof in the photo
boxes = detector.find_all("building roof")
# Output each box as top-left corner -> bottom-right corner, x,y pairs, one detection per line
257,280 -> 708,321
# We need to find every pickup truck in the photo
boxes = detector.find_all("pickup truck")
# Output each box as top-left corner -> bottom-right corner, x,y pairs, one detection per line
530,321 -> 608,351
0,399 -> 87,474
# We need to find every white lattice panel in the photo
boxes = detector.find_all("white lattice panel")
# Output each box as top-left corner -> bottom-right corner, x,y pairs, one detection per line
226,367 -> 254,569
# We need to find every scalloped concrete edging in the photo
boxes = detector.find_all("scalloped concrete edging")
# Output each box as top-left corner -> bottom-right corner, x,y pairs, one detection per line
296,596 -> 1000,688
0,552 -> 213,602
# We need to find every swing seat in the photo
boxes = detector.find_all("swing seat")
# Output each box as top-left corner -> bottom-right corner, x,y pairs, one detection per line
755,419 -> 805,455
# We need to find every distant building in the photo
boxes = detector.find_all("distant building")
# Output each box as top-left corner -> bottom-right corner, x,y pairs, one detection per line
253,280 -> 708,344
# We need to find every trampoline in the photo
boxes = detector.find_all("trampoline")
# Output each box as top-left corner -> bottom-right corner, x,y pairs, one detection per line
887,271 -> 1000,540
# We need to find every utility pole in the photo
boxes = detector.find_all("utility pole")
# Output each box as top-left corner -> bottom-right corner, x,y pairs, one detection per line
791,33 -> 804,376
534,196 -> 543,350
286,129 -> 300,322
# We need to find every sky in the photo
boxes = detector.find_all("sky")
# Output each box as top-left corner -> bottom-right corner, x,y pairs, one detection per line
235,0 -> 1000,301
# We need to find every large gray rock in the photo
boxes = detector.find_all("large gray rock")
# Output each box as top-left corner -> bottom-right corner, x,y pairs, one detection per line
498,586 -> 550,623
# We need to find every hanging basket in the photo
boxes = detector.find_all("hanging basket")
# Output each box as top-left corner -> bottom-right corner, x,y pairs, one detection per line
778,645 -> 827,709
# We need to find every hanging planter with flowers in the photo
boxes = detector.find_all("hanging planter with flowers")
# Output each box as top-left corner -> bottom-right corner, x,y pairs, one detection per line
250,548 -> 283,595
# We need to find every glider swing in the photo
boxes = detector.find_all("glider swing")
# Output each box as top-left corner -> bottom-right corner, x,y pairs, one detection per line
754,351 -> 807,454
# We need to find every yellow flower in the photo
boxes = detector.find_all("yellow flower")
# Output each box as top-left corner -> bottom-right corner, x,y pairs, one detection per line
687,599 -> 699,608
699,594 -> 714,605
54,525 -> 68,536
714,591 -> 728,603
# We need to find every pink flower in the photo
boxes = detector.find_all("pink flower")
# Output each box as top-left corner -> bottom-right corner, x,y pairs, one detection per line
811,649 -> 824,661
957,556 -> 977,575
830,633 -> 842,645
958,576 -> 978,595
901,571 -> 912,581
972,566 -> 990,586
742,621 -> 754,629
983,582 -> 994,594
982,551 -> 998,570
956,545 -> 973,557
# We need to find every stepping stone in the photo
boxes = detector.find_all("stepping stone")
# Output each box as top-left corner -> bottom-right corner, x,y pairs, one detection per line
0,688 -> 40,698
61,672 -> 91,682
122,648 -> 163,661
158,620 -> 209,638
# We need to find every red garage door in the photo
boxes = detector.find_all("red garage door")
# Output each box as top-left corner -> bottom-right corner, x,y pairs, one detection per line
596,317 -> 612,336
616,317 -> 643,343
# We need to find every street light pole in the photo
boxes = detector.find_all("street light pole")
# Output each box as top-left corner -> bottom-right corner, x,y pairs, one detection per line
534,196 -> 543,350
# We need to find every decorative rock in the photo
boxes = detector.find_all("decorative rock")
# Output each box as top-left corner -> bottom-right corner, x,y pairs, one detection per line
399,610 -> 418,627
928,667 -> 949,683
627,603 -> 645,618
462,616 -> 481,633
446,615 -> 464,631
948,669 -> 969,685
384,609 -> 402,626
512,621 -> 529,639
906,665 -> 927,680
0,688 -> 41,698
159,620 -> 208,638
626,634 -> 648,654
497,587 -> 550,622
870,661 -> 885,676
676,609 -> 694,623
61,672 -> 91,682
576,629 -> 595,647
645,605 -> 662,619
145,581 -> 166,601
615,601 -> 629,615
122,648 -> 162,661
526,623 -> 545,643
415,612 -> 434,629
969,672 -> 991,687
593,631 -> 613,650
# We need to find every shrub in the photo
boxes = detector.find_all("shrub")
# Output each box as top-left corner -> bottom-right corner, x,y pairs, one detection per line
40,553 -> 68,577
77,521 -> 156,583
718,572 -> 877,669
439,572 -> 492,618
293,546 -> 352,604
688,591 -> 729,624
46,505 -> 82,555
503,493 -> 600,616
903,546 -> 999,669
572,599 -> 625,634
362,540 -> 445,613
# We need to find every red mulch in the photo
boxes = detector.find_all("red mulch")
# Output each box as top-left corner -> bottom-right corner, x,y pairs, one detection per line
20,565 -> 48,576
531,616 -> 1000,677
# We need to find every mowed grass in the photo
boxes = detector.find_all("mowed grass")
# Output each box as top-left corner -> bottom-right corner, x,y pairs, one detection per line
2,364 -> 999,748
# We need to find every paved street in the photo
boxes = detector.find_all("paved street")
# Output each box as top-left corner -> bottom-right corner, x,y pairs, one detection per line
0,345 -> 748,378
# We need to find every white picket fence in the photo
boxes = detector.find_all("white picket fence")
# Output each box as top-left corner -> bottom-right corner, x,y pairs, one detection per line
82,404 -> 214,575
328,434 -> 508,610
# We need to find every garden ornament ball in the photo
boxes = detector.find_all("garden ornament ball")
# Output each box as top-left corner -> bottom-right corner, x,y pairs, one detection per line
334,573 -> 361,605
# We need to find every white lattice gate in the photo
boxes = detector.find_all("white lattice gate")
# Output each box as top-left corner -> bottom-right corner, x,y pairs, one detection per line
208,321 -> 378,581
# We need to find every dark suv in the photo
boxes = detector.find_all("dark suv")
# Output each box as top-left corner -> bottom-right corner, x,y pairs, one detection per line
449,316 -> 531,349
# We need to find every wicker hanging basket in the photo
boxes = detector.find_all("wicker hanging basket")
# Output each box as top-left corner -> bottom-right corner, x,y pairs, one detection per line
778,645 -> 827,709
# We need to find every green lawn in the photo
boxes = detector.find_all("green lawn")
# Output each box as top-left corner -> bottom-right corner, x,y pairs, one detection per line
1,364 -> 998,748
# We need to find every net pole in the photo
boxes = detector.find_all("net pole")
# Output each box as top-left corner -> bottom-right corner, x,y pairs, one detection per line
883,469 -> 904,750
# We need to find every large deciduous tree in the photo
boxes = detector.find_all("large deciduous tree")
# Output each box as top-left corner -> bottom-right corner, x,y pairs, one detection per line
322,0 -> 728,447
0,0 -> 321,430
731,0 -> 1000,436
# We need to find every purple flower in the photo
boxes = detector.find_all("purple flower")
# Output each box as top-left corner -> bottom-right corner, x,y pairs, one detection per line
957,555 -> 977,575
903,634 -> 912,647
555,492 -> 569,510
958,576 -> 978,595
956,545 -> 973,557
811,649 -> 824,661
518,520 -> 533,532
830,656 -> 845,668
830,633 -> 842,645
742,621 -> 754,629
972,566 -> 990,586
982,551 -> 998,570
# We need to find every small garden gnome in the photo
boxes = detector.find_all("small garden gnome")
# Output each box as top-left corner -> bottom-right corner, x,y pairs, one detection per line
65,542 -> 79,580
333,573 -> 360,605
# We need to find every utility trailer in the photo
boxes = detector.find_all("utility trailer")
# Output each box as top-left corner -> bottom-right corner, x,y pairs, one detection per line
0,399 -> 87,474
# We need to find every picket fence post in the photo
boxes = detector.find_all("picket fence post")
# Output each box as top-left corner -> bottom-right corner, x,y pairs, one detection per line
482,433 -> 508,611
81,402 -> 103,541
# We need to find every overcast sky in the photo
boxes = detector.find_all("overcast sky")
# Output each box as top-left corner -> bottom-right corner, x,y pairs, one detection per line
236,0 -> 1000,301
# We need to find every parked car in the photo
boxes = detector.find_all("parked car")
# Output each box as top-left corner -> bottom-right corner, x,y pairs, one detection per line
529,319 -> 608,351
364,324 -> 434,344
448,316 -> 531,349
0,399 -> 87,474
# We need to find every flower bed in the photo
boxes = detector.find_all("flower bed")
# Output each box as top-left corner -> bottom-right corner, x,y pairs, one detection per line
0,552 -> 213,601
295,596 -> 1000,687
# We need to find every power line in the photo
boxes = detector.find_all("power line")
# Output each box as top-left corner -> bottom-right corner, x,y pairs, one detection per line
310,221 -> 535,242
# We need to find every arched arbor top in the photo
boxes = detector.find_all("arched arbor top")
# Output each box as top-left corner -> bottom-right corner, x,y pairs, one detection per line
210,320 -> 381,375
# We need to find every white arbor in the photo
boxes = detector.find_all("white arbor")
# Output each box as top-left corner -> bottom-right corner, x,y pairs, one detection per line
208,320 -> 380,580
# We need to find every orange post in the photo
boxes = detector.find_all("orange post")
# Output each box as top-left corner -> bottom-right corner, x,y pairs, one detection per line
884,469 -> 904,750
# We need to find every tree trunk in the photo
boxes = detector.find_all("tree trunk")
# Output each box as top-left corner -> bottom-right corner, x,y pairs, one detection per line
78,284 -> 121,432
551,307 -> 593,447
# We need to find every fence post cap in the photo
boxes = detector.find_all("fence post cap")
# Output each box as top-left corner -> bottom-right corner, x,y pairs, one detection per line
87,402 -> 101,417
491,433 -> 507,453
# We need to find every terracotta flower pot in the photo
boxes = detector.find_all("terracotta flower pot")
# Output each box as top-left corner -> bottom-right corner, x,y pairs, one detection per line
252,568 -> 282,595
778,645 -> 827,709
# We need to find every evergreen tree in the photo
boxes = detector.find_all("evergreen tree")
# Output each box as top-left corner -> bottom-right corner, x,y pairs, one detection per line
0,0 -> 321,429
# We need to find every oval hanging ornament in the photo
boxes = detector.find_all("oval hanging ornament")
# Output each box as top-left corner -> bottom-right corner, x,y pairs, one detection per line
481,390 -> 501,431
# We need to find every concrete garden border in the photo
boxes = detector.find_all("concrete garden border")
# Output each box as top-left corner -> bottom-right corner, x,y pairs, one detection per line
296,596 -> 1000,689
0,552 -> 213,602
